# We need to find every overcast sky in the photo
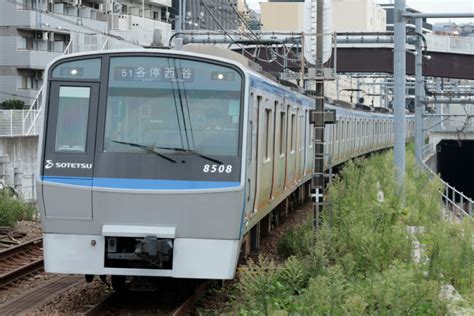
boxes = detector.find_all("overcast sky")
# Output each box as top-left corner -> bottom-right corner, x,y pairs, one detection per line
246,0 -> 474,24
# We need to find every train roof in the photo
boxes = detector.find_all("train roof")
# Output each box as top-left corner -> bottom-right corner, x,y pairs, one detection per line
45,48 -> 399,119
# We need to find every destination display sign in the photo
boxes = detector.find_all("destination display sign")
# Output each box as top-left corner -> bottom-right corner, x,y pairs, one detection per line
113,66 -> 194,82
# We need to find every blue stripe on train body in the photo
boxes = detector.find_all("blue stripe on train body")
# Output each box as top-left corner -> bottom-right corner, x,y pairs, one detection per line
41,176 -> 240,190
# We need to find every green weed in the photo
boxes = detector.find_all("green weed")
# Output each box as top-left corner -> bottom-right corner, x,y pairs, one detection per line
230,147 -> 473,314
0,189 -> 35,226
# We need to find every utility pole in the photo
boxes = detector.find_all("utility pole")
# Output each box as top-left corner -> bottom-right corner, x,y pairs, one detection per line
414,18 -> 423,165
393,0 -> 406,191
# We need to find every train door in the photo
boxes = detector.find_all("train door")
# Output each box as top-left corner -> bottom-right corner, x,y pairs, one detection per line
341,119 -> 346,159
304,109 -> 313,176
286,105 -> 297,188
294,108 -> 300,182
41,82 -> 99,219
271,101 -> 286,199
334,119 -> 339,162
246,93 -> 259,215
297,109 -> 305,181
254,95 -> 274,212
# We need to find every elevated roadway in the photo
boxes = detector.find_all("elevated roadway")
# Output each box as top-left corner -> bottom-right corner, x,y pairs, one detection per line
229,33 -> 474,80
333,34 -> 474,80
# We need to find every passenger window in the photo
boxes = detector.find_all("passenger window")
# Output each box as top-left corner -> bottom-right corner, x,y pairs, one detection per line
290,113 -> 296,151
264,108 -> 272,159
55,86 -> 90,152
341,121 -> 346,140
300,115 -> 304,149
280,111 -> 286,155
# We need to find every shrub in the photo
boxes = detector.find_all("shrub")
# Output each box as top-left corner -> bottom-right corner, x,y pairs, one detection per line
230,147 -> 472,313
0,99 -> 26,110
0,189 -> 35,226
277,219 -> 313,259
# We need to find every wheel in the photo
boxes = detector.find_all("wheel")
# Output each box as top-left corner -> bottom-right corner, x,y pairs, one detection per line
84,274 -> 94,282
111,275 -> 126,290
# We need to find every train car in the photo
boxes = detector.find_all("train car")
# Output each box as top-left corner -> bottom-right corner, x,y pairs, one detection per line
37,48 -> 413,285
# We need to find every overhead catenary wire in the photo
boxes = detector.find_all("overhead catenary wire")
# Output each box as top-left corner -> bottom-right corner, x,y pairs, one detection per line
0,91 -> 39,101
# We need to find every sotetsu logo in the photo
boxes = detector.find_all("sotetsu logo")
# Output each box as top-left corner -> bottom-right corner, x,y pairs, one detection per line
44,160 -> 92,170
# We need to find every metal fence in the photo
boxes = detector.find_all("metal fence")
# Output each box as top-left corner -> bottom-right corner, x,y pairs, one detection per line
0,110 -> 40,137
421,143 -> 473,220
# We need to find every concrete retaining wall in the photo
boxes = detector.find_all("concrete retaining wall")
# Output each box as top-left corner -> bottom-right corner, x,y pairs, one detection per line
0,135 -> 38,201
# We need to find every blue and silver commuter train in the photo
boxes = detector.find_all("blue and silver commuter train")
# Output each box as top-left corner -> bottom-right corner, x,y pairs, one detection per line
37,48 -> 414,284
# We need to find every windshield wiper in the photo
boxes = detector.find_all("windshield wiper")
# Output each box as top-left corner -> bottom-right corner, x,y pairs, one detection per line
111,140 -> 177,163
155,146 -> 223,165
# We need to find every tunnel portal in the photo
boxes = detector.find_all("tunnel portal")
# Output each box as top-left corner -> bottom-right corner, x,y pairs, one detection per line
437,140 -> 474,200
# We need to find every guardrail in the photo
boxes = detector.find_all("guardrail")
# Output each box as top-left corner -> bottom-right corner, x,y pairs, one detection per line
421,143 -> 473,220
20,40 -> 75,137
0,110 -> 40,137
425,34 -> 474,55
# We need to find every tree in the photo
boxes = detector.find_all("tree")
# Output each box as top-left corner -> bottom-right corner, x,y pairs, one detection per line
0,99 -> 26,110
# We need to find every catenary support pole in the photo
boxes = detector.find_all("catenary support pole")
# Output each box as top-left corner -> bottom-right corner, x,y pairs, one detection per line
394,0 -> 406,190
414,18 -> 423,165
313,0 -> 325,231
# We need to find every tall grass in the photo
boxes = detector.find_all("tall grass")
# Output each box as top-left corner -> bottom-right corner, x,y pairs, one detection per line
0,189 -> 35,227
229,147 -> 474,314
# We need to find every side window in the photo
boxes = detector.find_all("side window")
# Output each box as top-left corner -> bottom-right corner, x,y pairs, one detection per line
280,110 -> 286,155
264,108 -> 272,160
300,113 -> 304,150
306,110 -> 311,147
55,86 -> 90,152
341,120 -> 345,140
290,112 -> 296,152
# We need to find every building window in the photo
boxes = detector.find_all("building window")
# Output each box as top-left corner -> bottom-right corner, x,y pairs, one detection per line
22,76 -> 34,90
25,36 -> 34,50
153,11 -> 160,21
18,69 -> 42,90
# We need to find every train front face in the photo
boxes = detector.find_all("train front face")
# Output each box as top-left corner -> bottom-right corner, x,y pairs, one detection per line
37,52 -> 247,279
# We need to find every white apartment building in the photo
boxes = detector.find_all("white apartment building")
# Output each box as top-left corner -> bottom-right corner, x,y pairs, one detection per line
261,0 -> 386,33
259,0 -> 387,105
0,0 -> 173,104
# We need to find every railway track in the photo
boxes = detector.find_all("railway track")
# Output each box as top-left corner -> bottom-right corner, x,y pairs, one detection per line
83,281 -> 209,316
0,237 -> 43,287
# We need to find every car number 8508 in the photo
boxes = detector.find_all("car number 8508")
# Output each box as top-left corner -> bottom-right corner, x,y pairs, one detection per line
203,164 -> 232,173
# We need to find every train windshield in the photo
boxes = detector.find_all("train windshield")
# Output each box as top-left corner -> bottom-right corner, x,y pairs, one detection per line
104,56 -> 242,157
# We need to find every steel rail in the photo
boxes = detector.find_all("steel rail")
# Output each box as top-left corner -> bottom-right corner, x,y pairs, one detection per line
0,237 -> 42,258
0,237 -> 44,287
82,290 -> 119,316
0,258 -> 44,287
171,281 -> 209,316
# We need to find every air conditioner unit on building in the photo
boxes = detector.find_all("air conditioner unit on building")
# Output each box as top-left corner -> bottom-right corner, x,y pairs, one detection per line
35,31 -> 49,41
35,70 -> 43,80
105,3 -> 113,13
